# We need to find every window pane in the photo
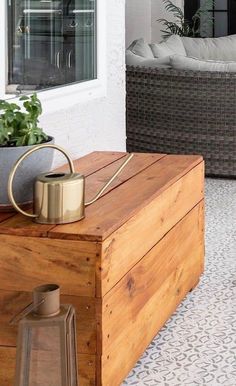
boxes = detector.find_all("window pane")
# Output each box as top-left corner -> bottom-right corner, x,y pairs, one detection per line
214,12 -> 228,37
7,0 -> 97,94
215,0 -> 228,10
200,11 -> 214,38
200,0 -> 213,10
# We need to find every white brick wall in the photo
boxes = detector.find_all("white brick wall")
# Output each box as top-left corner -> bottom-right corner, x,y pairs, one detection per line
39,0 -> 126,167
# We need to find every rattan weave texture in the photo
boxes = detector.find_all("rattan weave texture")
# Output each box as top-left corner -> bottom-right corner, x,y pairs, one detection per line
126,66 -> 236,177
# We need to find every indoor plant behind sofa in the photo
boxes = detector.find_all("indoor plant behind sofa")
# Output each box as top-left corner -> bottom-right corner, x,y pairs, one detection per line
0,94 -> 54,210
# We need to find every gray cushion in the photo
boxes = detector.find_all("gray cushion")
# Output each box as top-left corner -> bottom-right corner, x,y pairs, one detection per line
164,34 -> 186,56
170,55 -> 236,72
181,35 -> 236,61
131,38 -> 154,59
126,51 -> 171,68
151,35 -> 186,59
150,42 -> 174,58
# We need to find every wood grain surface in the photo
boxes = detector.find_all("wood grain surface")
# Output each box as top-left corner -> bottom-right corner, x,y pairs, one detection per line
0,290 -> 97,354
0,153 -> 164,238
0,213 -> 15,223
55,151 -> 127,175
97,162 -> 204,296
0,151 -> 127,237
0,152 -> 205,386
49,155 -> 203,241
99,234 -> 204,385
0,347 -> 96,386
0,236 -> 99,296
100,202 -> 204,355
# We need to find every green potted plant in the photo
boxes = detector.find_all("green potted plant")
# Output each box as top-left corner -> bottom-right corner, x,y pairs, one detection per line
0,93 -> 54,211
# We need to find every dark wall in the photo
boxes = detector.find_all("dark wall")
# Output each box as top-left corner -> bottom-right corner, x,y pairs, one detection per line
229,0 -> 236,34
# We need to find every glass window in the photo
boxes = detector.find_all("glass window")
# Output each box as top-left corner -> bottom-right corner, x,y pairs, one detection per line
7,0 -> 97,94
200,0 -> 229,37
214,12 -> 228,37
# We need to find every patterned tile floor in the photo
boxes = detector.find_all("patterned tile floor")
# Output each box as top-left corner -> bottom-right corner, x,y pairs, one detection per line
123,178 -> 236,386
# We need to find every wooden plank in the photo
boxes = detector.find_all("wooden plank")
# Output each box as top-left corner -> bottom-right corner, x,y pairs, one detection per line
0,347 -> 15,386
97,161 -> 204,296
99,237 -> 204,385
55,150 -> 127,175
0,213 -> 15,223
84,152 -> 165,204
0,347 -> 96,386
0,236 -> 99,297
49,155 -> 203,242
100,202 -> 204,355
0,214 -> 53,238
0,290 -> 96,354
0,153 -> 164,238
79,354 -> 96,386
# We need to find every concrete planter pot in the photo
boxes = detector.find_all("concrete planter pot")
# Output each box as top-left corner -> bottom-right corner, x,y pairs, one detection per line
0,136 -> 55,211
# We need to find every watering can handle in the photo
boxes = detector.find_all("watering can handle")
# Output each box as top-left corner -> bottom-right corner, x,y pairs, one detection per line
8,144 -> 75,219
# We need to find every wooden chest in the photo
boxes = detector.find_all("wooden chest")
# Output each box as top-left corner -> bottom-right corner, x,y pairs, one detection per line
0,151 -> 204,386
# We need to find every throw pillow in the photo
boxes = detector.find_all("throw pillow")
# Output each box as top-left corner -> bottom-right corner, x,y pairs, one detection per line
131,38 -> 154,59
126,50 -> 148,66
126,50 -> 171,67
165,34 -> 187,56
150,42 -> 174,58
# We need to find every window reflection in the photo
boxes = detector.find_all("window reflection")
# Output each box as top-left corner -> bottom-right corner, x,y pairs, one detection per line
8,0 -> 97,94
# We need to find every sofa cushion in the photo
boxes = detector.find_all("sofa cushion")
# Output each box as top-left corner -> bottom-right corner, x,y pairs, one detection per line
137,60 -> 171,69
150,42 -> 175,58
126,50 -> 171,68
131,38 -> 154,59
181,35 -> 236,61
126,39 -> 141,52
165,34 -> 186,56
126,50 -> 149,66
170,55 -> 236,72
151,35 -> 186,59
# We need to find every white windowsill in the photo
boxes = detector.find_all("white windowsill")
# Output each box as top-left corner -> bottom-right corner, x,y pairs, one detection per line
1,78 -> 107,115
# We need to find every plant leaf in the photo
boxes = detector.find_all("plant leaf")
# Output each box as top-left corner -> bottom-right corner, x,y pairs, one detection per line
158,0 -> 214,38
0,93 -> 47,147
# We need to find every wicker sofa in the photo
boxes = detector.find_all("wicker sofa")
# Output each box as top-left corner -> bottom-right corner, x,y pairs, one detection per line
126,66 -> 236,177
126,36 -> 236,177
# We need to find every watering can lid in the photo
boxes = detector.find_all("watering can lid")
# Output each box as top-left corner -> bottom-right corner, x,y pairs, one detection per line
36,172 -> 84,184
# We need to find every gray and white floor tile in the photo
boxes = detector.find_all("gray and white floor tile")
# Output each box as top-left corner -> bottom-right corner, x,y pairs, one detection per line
123,178 -> 236,386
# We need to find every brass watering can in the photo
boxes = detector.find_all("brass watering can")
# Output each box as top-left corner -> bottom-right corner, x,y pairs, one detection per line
8,144 -> 133,224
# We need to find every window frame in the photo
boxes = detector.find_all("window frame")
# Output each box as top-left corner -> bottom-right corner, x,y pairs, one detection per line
0,0 -> 107,114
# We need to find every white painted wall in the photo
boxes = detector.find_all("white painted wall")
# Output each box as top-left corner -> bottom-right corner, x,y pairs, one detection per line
152,0 -> 184,42
40,0 -> 126,166
125,0 -> 184,46
125,0 -> 151,47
